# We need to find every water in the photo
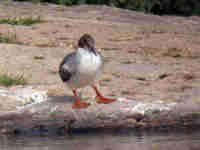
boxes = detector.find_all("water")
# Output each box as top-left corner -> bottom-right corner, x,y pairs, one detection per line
1,128 -> 200,150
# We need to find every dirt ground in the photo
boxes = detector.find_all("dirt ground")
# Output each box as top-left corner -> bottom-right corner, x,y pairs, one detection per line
0,1 -> 200,105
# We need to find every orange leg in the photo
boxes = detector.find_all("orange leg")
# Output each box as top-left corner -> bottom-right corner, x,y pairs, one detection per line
92,85 -> 116,104
72,89 -> 90,109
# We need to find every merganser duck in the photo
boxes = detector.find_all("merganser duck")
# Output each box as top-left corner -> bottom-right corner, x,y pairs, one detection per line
59,34 -> 116,108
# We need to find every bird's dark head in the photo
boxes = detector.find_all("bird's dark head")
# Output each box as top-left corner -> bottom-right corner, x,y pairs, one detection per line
78,34 -> 95,49
78,34 -> 97,55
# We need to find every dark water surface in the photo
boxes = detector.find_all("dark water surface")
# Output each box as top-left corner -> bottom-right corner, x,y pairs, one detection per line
1,128 -> 200,150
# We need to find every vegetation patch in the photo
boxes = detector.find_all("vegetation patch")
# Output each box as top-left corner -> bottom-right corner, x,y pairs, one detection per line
0,73 -> 27,86
0,17 -> 44,26
14,0 -> 200,16
0,33 -> 23,45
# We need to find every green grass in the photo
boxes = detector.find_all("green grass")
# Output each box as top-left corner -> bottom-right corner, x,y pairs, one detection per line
0,73 -> 27,86
0,17 -> 44,26
13,0 -> 200,16
0,33 -> 23,44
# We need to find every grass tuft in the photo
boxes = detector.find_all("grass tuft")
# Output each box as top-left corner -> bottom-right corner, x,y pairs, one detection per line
0,17 -> 44,26
0,73 -> 27,86
0,33 -> 23,44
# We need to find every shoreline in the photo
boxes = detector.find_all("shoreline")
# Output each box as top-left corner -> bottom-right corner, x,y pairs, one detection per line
1,92 -> 200,135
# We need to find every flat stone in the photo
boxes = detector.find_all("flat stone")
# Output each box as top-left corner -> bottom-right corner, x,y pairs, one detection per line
0,86 -> 200,134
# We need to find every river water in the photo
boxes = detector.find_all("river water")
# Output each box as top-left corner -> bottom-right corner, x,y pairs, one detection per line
0,128 -> 200,150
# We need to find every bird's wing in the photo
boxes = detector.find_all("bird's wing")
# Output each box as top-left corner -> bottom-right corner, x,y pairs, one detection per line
59,52 -> 77,82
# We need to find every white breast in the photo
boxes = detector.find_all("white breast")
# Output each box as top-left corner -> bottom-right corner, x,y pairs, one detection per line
67,48 -> 103,89
78,48 -> 102,75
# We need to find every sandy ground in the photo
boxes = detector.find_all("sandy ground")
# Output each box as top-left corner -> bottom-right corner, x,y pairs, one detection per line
0,1 -> 200,108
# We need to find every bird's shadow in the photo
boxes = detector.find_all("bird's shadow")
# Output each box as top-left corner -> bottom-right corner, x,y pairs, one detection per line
49,95 -> 90,104
49,95 -> 74,104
